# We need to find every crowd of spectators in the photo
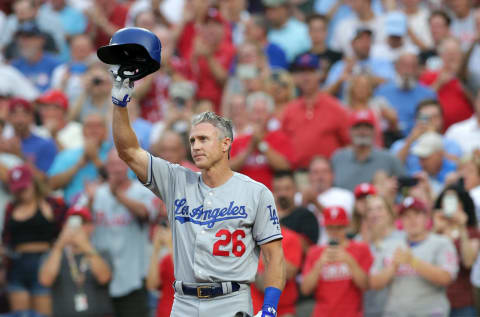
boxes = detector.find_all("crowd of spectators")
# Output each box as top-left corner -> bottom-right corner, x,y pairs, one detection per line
1,0 -> 480,316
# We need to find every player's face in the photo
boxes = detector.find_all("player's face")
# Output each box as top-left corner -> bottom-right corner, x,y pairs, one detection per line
189,123 -> 230,169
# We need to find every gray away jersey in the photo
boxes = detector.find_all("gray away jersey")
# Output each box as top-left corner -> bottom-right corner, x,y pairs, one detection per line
144,154 -> 283,283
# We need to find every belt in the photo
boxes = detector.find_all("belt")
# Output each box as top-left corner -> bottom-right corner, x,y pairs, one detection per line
179,282 -> 241,299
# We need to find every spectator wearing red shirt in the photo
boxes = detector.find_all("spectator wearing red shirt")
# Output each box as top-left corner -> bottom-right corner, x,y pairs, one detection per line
147,225 -> 174,317
301,206 -> 373,317
85,0 -> 128,48
251,226 -> 302,317
281,52 -> 350,169
230,92 -> 294,189
186,8 -> 235,112
419,37 -> 473,130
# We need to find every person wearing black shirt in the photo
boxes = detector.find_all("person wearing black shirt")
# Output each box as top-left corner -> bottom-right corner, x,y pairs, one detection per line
273,171 -> 319,249
303,14 -> 342,74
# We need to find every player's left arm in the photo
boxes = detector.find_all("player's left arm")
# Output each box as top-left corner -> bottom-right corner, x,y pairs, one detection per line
256,240 -> 286,317
260,239 -> 286,291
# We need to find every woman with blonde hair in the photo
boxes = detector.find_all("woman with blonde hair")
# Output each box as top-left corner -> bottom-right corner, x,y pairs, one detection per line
3,165 -> 67,317
265,69 -> 296,124
363,195 -> 405,317
347,73 -> 399,147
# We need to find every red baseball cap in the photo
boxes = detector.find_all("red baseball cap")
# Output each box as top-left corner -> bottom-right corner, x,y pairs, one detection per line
36,90 -> 68,111
354,183 -> 377,198
398,196 -> 428,215
350,109 -> 375,127
9,98 -> 32,113
205,7 -> 225,24
8,165 -> 33,193
323,206 -> 349,226
66,205 -> 93,223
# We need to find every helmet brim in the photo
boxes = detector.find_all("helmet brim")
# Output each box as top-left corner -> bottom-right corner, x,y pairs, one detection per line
97,43 -> 160,68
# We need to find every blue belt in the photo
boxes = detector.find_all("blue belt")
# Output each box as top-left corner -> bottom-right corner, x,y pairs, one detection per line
180,282 -> 241,298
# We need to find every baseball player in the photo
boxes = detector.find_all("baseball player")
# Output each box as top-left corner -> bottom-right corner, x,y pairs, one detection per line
109,73 -> 286,316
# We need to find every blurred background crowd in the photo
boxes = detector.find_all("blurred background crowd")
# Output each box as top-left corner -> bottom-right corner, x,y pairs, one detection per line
1,0 -> 480,316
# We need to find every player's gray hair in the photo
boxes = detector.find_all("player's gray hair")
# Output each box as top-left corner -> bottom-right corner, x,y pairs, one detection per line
245,92 -> 275,113
191,111 -> 234,142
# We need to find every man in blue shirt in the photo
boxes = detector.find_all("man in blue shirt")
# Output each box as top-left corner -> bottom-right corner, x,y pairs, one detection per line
48,114 -> 112,205
7,98 -> 57,173
324,27 -> 395,101
264,0 -> 311,63
411,132 -> 457,195
11,22 -> 62,93
390,99 -> 462,177
375,52 -> 436,136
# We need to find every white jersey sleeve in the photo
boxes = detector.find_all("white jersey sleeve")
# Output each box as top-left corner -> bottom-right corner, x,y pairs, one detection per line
252,187 -> 282,245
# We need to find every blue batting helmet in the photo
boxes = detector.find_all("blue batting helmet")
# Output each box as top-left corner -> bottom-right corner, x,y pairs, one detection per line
97,27 -> 161,81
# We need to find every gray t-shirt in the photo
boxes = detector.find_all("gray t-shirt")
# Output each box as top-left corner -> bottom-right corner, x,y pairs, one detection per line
331,148 -> 405,192
363,230 -> 406,317
92,181 -> 157,297
371,233 -> 459,317
50,250 -> 113,317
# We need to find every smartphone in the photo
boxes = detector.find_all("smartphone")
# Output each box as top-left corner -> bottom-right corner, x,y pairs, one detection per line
398,176 -> 419,188
442,192 -> 458,218
67,215 -> 83,228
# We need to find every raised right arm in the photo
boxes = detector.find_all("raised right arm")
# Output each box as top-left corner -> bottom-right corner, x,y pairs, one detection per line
112,104 -> 149,183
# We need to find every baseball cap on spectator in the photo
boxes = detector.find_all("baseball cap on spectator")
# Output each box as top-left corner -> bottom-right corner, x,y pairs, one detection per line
36,90 -> 69,111
354,183 -> 377,198
351,27 -> 373,42
350,109 -> 375,127
385,11 -> 407,37
66,205 -> 93,223
398,196 -> 428,215
16,21 -> 45,38
323,206 -> 349,226
291,52 -> 320,72
9,98 -> 33,113
8,165 -> 33,194
262,0 -> 288,7
205,7 -> 225,24
411,132 -> 443,158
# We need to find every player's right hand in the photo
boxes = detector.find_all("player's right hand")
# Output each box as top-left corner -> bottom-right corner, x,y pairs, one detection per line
110,65 -> 134,107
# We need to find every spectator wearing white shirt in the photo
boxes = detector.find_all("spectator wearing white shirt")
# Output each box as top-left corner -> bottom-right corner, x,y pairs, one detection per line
371,12 -> 419,62
297,156 -> 355,216
50,34 -> 94,102
445,91 -> 480,155
330,0 -> 385,56
403,0 -> 434,50
36,89 -> 84,150
462,8 -> 480,96
420,10 -> 452,70
449,0 -> 476,50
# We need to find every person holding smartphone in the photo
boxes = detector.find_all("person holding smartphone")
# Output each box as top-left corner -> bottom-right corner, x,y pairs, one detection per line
433,185 -> 480,317
300,206 -> 373,317
39,205 -> 113,317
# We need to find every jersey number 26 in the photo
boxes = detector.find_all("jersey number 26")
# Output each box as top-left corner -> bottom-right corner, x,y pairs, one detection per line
213,229 -> 246,257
